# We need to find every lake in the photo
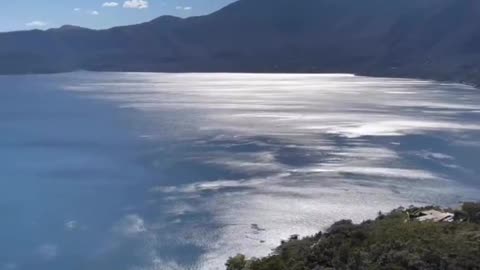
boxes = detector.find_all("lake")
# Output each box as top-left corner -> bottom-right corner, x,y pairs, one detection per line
1,72 -> 479,270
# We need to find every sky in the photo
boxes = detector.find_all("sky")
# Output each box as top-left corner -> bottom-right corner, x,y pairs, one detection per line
0,0 -> 236,32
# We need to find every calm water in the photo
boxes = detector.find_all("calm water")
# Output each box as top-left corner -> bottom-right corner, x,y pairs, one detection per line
1,73 -> 480,270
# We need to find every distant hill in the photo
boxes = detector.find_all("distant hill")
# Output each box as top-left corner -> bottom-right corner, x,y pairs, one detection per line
1,0 -> 480,85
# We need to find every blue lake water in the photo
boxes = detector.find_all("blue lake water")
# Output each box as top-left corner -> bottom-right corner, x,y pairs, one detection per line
1,72 -> 480,270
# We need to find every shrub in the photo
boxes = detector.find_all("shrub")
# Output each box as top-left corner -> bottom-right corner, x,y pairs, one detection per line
226,254 -> 248,270
461,202 -> 480,223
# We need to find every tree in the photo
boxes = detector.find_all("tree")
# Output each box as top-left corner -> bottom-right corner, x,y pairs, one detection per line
226,254 -> 248,270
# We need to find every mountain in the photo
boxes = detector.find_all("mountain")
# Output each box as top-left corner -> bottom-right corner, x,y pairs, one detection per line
1,0 -> 480,85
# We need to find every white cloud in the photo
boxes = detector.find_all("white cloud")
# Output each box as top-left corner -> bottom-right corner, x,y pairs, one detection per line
102,2 -> 119,7
123,0 -> 149,9
89,10 -> 100,15
176,6 -> 192,10
74,8 -> 81,12
25,21 -> 47,27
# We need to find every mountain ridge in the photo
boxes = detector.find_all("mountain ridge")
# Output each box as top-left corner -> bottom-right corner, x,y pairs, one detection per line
1,0 -> 479,86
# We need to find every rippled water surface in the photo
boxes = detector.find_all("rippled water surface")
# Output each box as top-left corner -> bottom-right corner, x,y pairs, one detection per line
1,73 -> 480,270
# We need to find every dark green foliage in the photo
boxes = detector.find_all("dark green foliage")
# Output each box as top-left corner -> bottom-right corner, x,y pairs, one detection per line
226,254 -> 248,270
227,203 -> 480,270
461,202 -> 480,223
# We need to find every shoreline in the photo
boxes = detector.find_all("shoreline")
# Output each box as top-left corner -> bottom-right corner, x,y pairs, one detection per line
1,69 -> 478,90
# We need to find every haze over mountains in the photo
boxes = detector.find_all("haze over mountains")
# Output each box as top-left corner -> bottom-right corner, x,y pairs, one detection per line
1,0 -> 480,84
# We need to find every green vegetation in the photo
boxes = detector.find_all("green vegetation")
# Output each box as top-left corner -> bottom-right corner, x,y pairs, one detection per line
226,203 -> 480,270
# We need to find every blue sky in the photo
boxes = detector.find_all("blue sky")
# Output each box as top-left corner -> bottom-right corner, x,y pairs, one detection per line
1,0 -> 236,32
